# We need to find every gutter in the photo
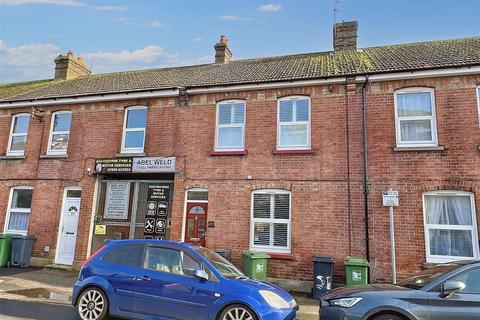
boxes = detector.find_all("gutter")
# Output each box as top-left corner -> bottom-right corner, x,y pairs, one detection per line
1,65 -> 479,109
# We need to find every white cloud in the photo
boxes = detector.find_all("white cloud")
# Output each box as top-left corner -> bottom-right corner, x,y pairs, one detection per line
192,37 -> 203,43
0,40 -> 61,82
258,3 -> 282,12
91,5 -> 127,11
218,15 -> 252,21
116,17 -> 167,28
0,0 -> 85,6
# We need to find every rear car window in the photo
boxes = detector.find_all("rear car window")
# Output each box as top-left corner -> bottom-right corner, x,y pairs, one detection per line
102,243 -> 145,268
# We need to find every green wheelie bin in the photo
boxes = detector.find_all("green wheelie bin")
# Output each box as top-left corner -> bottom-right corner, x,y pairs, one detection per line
344,257 -> 370,286
0,234 -> 13,267
242,251 -> 271,280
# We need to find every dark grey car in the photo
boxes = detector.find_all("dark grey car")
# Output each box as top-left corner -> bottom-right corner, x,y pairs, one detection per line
320,261 -> 480,320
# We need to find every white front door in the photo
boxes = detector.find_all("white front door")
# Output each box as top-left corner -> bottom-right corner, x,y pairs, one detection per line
55,196 -> 81,265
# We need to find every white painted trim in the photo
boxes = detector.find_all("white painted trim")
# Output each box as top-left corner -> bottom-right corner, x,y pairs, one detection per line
0,89 -> 180,109
121,106 -> 148,154
3,186 -> 34,236
476,85 -> 480,127
6,113 -> 30,157
276,96 -> 311,150
394,88 -> 438,148
422,190 -> 479,264
356,66 -> 480,82
250,189 -> 291,254
181,188 -> 208,242
215,100 -> 246,152
86,176 -> 100,258
54,186 -> 82,265
47,110 -> 72,156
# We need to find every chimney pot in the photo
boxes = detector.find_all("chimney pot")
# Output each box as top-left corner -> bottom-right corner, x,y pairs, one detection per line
333,21 -> 358,52
214,35 -> 233,64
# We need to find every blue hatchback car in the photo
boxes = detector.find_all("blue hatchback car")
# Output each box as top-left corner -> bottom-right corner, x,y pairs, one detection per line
73,240 -> 298,320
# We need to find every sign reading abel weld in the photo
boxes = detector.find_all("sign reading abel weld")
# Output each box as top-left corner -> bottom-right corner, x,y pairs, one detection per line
382,190 -> 399,207
94,157 -> 176,174
104,181 -> 130,219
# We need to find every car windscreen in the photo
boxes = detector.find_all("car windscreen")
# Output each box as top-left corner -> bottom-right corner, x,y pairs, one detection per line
398,264 -> 459,289
194,247 -> 245,279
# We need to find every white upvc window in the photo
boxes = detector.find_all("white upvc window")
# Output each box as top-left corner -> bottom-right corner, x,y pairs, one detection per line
7,113 -> 30,156
423,191 -> 479,263
121,106 -> 147,154
215,100 -> 246,151
277,96 -> 311,150
250,189 -> 291,253
394,88 -> 438,147
4,187 -> 34,236
47,111 -> 72,155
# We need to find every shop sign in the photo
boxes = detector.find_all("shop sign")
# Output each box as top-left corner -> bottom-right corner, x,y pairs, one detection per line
132,157 -> 176,173
94,157 -> 176,174
144,183 -> 172,239
104,181 -> 130,219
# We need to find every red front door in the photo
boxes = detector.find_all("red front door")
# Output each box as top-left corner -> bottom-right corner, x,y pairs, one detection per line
184,202 -> 208,247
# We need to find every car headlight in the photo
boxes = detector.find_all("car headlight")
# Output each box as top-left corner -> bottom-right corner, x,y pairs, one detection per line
328,297 -> 362,308
259,290 -> 290,308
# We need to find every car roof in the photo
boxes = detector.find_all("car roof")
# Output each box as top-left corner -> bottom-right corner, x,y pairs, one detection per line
106,239 -> 196,250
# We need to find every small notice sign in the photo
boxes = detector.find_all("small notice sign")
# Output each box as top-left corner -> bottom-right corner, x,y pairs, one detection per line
94,225 -> 107,235
382,190 -> 399,207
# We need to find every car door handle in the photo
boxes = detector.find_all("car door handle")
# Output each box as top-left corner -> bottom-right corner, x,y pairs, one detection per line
135,275 -> 150,281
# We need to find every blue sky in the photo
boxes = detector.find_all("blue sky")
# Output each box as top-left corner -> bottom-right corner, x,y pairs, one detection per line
0,0 -> 479,83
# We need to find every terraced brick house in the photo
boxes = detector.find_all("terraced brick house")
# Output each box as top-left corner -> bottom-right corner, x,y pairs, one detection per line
0,21 -> 479,288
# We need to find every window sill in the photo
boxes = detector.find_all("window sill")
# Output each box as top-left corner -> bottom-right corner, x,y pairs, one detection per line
267,253 -> 295,260
393,145 -> 445,152
40,154 -> 68,159
272,149 -> 315,155
208,150 -> 248,156
0,155 -> 25,160
115,153 -> 145,158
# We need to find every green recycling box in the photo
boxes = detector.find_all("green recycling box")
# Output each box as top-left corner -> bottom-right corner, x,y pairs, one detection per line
242,251 -> 271,280
0,234 -> 13,267
344,257 -> 370,286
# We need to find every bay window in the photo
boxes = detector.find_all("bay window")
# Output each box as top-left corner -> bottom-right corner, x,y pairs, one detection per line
423,191 -> 479,263
121,106 -> 147,154
48,111 -> 72,155
394,88 -> 438,147
277,96 -> 311,150
4,187 -> 33,235
7,113 -> 30,156
251,189 -> 291,253
215,100 -> 246,151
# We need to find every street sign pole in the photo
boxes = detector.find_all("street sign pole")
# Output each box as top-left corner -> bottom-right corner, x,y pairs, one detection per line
389,206 -> 396,284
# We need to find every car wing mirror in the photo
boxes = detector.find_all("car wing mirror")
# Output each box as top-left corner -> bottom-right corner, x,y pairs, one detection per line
193,269 -> 209,281
441,281 -> 465,297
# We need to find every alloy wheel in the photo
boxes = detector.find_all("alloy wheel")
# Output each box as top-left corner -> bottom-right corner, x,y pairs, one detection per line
222,306 -> 255,320
78,289 -> 105,320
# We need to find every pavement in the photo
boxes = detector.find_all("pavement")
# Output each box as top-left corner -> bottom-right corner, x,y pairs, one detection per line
0,267 -> 319,320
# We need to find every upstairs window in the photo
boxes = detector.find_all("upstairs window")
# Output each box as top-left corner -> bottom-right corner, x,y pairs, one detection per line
423,191 -> 479,263
122,106 -> 147,154
7,114 -> 30,156
215,100 -> 246,151
5,187 -> 33,235
251,189 -> 291,253
277,96 -> 311,150
48,111 -> 72,155
394,88 -> 437,147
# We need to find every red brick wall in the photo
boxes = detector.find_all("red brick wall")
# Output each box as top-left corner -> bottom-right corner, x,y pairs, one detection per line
0,74 -> 478,284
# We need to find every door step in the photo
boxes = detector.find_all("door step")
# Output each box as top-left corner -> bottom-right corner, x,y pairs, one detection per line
44,264 -> 77,272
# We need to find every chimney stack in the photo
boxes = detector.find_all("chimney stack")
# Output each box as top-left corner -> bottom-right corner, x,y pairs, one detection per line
54,51 -> 91,80
214,35 -> 232,64
333,21 -> 358,52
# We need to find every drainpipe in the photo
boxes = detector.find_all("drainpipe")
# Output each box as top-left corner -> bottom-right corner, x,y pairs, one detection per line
361,76 -> 370,263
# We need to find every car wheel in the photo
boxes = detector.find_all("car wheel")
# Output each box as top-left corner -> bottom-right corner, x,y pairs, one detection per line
219,304 -> 258,320
77,287 -> 109,320
372,314 -> 405,320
